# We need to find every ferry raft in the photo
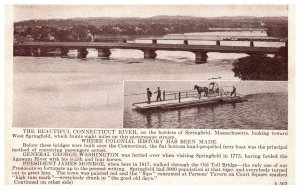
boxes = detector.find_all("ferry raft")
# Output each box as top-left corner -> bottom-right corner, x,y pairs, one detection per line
132,85 -> 247,111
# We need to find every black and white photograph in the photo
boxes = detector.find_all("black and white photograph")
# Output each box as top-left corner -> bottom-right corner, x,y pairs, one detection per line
124,81 -> 288,129
12,5 -> 288,128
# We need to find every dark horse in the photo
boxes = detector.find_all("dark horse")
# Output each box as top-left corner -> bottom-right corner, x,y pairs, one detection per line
194,85 -> 208,99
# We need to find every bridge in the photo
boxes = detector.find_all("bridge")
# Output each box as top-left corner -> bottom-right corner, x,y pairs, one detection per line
13,40 -> 286,64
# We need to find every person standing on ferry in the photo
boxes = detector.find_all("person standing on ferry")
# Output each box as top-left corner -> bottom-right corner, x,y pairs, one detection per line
231,86 -> 236,97
154,87 -> 162,101
146,88 -> 152,104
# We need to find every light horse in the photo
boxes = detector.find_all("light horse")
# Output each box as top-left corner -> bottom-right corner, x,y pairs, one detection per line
194,85 -> 208,99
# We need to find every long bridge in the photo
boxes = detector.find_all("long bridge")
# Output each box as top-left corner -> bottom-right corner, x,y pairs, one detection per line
13,39 -> 287,64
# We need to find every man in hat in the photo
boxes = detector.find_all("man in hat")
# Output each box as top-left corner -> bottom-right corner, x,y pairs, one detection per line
146,88 -> 152,104
231,86 -> 236,97
154,87 -> 162,101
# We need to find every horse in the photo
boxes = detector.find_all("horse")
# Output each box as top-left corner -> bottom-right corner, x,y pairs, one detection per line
194,85 -> 208,99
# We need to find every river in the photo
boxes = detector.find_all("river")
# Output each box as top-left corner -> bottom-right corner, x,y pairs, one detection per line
13,40 -> 286,128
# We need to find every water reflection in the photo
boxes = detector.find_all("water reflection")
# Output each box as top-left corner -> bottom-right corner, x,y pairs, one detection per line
145,112 -> 153,128
157,112 -> 162,128
177,110 -> 182,128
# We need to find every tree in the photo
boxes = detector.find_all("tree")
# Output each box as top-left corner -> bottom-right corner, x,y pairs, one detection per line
232,54 -> 288,81
87,25 -> 99,35
55,29 -> 71,41
71,25 -> 88,41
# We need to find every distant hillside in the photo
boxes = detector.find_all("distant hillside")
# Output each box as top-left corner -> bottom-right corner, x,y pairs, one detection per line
15,15 -> 288,26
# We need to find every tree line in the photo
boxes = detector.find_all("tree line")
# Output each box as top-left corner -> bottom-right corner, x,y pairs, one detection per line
14,16 -> 288,42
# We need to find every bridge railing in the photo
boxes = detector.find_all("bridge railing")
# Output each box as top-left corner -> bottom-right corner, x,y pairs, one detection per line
136,37 -> 287,42
129,89 -> 198,105
16,38 -> 288,47
134,38 -> 287,47
163,90 -> 198,102
131,86 -> 243,105
160,86 -> 243,103
154,88 -> 226,103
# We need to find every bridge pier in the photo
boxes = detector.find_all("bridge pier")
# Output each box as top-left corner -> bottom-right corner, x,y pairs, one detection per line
143,49 -> 157,59
77,48 -> 88,58
184,40 -> 189,45
194,52 -> 208,64
60,48 -> 69,57
97,48 -> 111,58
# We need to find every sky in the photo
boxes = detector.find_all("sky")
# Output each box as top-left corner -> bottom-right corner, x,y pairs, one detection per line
13,5 -> 288,22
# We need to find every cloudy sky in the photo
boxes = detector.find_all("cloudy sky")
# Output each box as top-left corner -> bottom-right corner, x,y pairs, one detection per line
13,5 -> 288,22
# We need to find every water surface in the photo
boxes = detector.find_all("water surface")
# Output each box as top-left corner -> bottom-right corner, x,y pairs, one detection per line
13,40 -> 286,128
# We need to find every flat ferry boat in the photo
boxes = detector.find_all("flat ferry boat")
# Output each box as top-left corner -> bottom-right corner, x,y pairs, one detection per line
132,84 -> 247,111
